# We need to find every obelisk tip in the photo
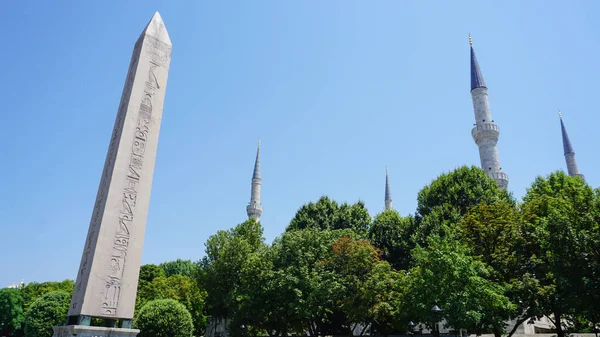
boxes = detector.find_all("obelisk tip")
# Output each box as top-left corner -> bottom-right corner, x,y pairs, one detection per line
142,11 -> 171,46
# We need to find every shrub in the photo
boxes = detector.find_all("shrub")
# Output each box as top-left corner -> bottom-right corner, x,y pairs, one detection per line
134,299 -> 193,337
24,291 -> 70,337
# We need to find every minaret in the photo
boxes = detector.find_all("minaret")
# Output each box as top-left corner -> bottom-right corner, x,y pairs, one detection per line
384,167 -> 392,210
246,139 -> 263,221
559,111 -> 584,180
469,34 -> 509,189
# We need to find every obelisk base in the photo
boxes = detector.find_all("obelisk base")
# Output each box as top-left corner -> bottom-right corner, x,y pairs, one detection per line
52,325 -> 140,337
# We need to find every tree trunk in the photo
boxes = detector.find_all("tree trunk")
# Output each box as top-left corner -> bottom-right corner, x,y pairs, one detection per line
554,312 -> 565,337
493,326 -> 502,337
507,317 -> 529,337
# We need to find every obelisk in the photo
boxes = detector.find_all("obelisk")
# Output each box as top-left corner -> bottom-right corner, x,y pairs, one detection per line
53,12 -> 171,337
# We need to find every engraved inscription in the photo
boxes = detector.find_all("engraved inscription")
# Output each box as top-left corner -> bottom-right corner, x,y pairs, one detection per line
100,35 -> 170,316
70,39 -> 143,312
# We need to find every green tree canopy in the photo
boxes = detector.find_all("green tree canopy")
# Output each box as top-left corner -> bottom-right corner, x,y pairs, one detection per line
0,288 -> 24,337
138,264 -> 165,283
134,299 -> 193,337
582,189 -> 600,335
456,201 -> 537,337
407,233 -> 515,337
136,264 -> 166,315
23,291 -> 70,337
136,274 -> 207,336
369,209 -> 415,270
520,171 -> 597,337
456,200 -> 523,282
160,259 -> 198,278
286,196 -> 371,235
321,237 -> 408,336
413,166 -> 513,245
261,228 -> 359,336
21,280 -> 74,314
199,219 -> 266,323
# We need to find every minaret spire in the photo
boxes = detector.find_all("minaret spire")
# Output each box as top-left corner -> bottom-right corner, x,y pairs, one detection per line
558,111 -> 584,180
247,139 -> 263,221
470,34 -> 486,91
384,167 -> 392,210
469,35 -> 509,189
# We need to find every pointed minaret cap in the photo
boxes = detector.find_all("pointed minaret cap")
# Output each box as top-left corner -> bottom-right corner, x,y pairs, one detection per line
384,167 -> 392,210
470,34 -> 486,91
559,110 -> 575,155
385,167 -> 391,201
141,11 -> 172,46
252,139 -> 261,180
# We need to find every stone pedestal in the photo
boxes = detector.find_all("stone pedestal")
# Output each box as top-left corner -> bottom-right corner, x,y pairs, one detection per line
52,325 -> 140,337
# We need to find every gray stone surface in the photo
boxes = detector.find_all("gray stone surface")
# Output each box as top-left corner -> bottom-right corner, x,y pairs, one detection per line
560,114 -> 585,180
246,140 -> 263,221
67,11 -> 172,320
384,167 -> 392,211
470,86 -> 509,189
53,325 -> 140,337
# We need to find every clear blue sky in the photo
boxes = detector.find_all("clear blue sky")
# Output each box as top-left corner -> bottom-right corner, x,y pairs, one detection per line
1,1 -> 598,286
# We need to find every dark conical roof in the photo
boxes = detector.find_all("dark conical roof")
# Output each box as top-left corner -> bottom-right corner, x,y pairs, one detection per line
560,117 -> 575,155
470,43 -> 486,91
252,140 -> 261,179
385,167 -> 391,202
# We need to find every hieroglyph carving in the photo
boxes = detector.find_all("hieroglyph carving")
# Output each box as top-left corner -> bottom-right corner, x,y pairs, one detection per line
68,29 -> 171,319
101,36 -> 171,316
71,39 -> 142,312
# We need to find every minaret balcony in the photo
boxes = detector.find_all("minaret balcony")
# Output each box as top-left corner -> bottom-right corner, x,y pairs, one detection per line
472,122 -> 499,144
246,203 -> 263,219
489,171 -> 509,189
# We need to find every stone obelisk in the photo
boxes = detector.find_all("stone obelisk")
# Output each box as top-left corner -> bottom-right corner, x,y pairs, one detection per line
53,12 -> 171,337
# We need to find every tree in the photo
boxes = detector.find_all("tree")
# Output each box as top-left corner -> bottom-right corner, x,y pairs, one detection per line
287,196 -> 371,236
413,166 -> 513,245
407,233 -> 515,337
520,171 -> 596,337
199,218 -> 266,333
235,247 -> 284,336
321,237 -> 408,336
21,280 -> 74,313
582,189 -> 600,337
0,288 -> 24,337
138,264 -> 165,283
265,228 -> 359,336
135,264 -> 166,314
369,210 -> 415,270
23,291 -> 70,337
138,275 -> 207,336
456,201 -> 523,282
134,299 -> 193,337
159,259 -> 198,278
360,262 -> 409,336
456,201 -> 542,337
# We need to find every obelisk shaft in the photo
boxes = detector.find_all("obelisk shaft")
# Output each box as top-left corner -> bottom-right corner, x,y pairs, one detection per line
68,12 -> 171,321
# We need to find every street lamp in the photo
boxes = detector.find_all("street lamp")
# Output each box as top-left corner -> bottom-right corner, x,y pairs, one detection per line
408,321 -> 416,334
431,304 -> 443,337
